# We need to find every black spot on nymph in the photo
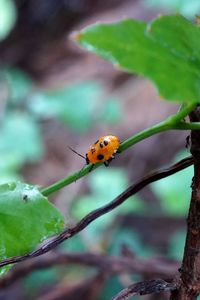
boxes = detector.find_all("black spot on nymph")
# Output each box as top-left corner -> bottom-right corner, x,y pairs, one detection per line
103,140 -> 108,146
97,154 -> 104,160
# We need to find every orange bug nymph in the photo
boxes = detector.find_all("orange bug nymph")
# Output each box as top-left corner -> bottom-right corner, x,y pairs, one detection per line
86,135 -> 120,167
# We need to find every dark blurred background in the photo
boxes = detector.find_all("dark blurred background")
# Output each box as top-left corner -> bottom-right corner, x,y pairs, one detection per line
0,0 -> 199,299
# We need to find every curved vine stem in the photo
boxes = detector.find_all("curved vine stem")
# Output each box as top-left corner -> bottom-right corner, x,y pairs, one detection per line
41,103 -> 197,197
0,155 -> 193,268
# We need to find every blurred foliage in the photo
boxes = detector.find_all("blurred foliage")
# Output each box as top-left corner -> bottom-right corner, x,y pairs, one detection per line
60,234 -> 87,253
59,166 -> 152,300
29,81 -> 121,133
144,0 -> 200,18
3,67 -> 33,104
99,227 -> 152,299
0,0 -> 16,41
0,7 -> 197,297
0,110 -> 43,184
24,264 -> 97,299
168,230 -> 185,260
0,182 -> 64,275
100,273 -> 142,300
109,227 -> 153,257
152,151 -> 192,216
24,267 -> 61,298
0,68 -> 43,183
72,168 -> 145,243
152,150 -> 191,270
0,67 -> 121,183
99,276 -> 130,300
77,15 -> 200,103
0,112 -> 43,160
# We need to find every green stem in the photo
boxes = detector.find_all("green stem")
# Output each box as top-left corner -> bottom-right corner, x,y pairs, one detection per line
174,122 -> 200,130
41,103 -> 197,197
167,103 -> 196,123
119,103 -> 196,152
42,164 -> 97,196
119,121 -> 169,152
41,120 -> 170,196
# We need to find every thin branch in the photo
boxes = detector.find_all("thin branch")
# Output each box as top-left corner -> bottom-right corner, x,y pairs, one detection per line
112,279 -> 179,300
0,252 -> 179,288
0,156 -> 193,269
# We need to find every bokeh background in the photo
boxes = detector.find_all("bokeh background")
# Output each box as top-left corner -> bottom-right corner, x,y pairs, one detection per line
0,0 -> 199,299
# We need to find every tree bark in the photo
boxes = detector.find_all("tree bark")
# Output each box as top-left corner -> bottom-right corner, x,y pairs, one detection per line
171,107 -> 200,300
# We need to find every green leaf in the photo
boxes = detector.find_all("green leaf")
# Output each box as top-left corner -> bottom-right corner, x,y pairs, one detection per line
0,171 -> 22,186
24,268 -> 59,298
72,168 -> 144,243
0,112 -> 43,164
97,98 -> 122,124
145,0 -> 200,19
109,228 -> 153,257
29,81 -> 121,132
2,67 -> 33,104
29,81 -> 101,132
76,15 -> 200,103
0,0 -> 16,41
72,168 -> 143,219
168,230 -> 185,260
152,151 -> 193,216
99,276 -> 126,300
0,182 -> 64,268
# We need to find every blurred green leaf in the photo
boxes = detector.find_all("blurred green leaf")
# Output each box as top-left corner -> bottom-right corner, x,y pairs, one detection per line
99,276 -> 126,300
29,81 -> 121,132
2,68 -> 33,104
72,168 -> 144,242
0,112 -> 43,165
59,235 -> 87,253
89,168 -> 128,199
73,168 -> 143,219
0,171 -> 22,185
0,152 -> 23,173
168,230 -> 185,260
0,147 -> 26,185
109,228 -> 153,257
97,98 -> 122,124
25,267 -> 60,298
144,0 -> 200,18
77,15 -> 200,103
0,182 -> 64,273
152,152 -> 193,216
0,0 -> 16,41
29,82 -> 101,133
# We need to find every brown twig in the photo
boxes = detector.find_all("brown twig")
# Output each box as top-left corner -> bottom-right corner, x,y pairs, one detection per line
112,279 -> 179,300
171,108 -> 200,299
0,156 -> 193,269
0,252 -> 180,288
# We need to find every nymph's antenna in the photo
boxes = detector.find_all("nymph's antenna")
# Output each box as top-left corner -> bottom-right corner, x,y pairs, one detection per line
68,146 -> 85,160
